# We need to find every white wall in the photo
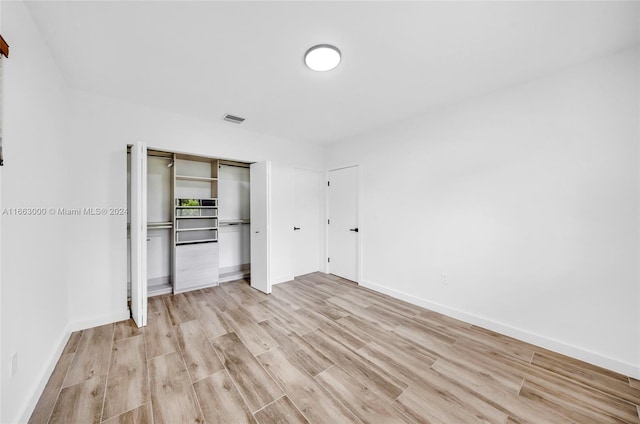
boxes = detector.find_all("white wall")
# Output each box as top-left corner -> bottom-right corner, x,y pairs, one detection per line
0,1 -> 4,421
65,90 -> 324,326
1,2 -> 71,423
326,47 -> 640,377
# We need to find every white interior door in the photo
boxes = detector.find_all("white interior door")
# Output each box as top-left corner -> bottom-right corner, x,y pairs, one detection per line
250,161 -> 271,294
293,168 -> 322,276
130,143 -> 148,327
328,166 -> 359,282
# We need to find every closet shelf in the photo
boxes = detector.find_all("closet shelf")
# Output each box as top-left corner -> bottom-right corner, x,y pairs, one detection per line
175,206 -> 217,209
176,227 -> 217,232
177,216 -> 217,219
176,239 -> 218,245
175,175 -> 218,182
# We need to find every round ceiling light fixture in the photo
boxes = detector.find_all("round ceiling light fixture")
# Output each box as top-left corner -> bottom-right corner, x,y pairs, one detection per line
304,44 -> 341,72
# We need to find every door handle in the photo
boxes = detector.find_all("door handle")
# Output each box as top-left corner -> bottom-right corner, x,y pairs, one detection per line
349,228 -> 359,232
293,227 -> 301,231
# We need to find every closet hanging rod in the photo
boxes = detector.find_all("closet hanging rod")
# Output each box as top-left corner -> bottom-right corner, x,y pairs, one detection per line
219,220 -> 250,226
219,160 -> 250,169
148,221 -> 173,230
219,163 -> 250,169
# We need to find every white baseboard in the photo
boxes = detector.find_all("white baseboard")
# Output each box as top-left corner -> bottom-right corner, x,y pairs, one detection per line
219,274 -> 250,284
271,274 -> 294,286
70,309 -> 130,332
19,322 -> 72,424
219,265 -> 251,284
359,279 -> 640,379
18,310 -> 131,422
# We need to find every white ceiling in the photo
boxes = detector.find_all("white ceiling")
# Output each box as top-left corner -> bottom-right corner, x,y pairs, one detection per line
25,1 -> 639,145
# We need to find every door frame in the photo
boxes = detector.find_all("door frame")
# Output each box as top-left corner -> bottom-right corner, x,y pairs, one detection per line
129,143 -> 273,326
325,163 -> 362,284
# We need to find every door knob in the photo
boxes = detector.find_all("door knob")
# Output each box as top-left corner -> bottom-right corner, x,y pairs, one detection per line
293,227 -> 301,231
349,228 -> 359,232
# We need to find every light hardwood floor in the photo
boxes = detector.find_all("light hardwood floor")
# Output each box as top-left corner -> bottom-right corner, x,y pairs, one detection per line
29,272 -> 640,423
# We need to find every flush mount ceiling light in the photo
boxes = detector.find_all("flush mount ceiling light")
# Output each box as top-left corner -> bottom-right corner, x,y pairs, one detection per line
304,44 -> 341,72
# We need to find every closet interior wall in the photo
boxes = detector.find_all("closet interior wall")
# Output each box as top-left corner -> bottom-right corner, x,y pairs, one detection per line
218,162 -> 251,283
147,151 -> 174,296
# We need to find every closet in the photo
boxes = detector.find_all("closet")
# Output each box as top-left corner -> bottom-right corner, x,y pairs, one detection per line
143,149 -> 251,297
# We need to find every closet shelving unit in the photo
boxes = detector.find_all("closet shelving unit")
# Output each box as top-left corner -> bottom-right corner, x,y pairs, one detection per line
175,199 -> 219,244
173,154 -> 220,293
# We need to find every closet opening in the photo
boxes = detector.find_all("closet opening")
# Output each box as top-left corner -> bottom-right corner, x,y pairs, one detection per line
127,148 -> 256,304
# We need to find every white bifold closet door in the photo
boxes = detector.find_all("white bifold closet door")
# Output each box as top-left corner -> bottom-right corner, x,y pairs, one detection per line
130,143 -> 148,327
250,161 -> 272,294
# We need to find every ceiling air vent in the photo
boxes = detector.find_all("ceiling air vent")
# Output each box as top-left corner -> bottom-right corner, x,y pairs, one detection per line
222,114 -> 246,124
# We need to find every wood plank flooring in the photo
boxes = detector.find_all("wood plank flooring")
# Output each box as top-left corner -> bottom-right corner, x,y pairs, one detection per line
30,272 -> 640,423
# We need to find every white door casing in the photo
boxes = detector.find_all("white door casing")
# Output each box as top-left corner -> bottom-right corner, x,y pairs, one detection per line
250,161 -> 271,294
328,166 -> 359,282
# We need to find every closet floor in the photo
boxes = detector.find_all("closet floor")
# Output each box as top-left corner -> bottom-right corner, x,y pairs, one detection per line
29,272 -> 640,423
